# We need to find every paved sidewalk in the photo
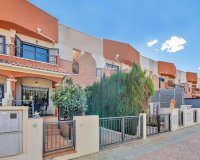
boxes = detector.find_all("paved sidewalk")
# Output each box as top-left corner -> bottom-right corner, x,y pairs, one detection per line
75,124 -> 200,160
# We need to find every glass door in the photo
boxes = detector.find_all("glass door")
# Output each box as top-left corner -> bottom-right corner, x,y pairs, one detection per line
0,84 -> 4,106
21,86 -> 49,115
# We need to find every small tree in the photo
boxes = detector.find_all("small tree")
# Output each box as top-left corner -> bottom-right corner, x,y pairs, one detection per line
86,62 -> 155,117
51,78 -> 87,120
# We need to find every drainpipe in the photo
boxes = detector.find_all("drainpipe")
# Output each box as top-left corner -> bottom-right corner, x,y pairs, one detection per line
115,54 -> 122,72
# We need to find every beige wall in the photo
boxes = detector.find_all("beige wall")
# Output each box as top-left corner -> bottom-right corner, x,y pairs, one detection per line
57,24 -> 105,68
0,107 -> 43,160
0,28 -> 54,48
15,77 -> 54,114
175,70 -> 186,84
17,33 -> 54,48
140,55 -> 158,76
0,28 -> 11,44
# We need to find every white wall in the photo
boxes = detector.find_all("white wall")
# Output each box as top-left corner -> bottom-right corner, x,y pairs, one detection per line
0,28 -> 11,44
180,70 -> 186,83
17,33 -> 54,48
15,78 -> 54,114
140,55 -> 158,76
58,24 -> 105,68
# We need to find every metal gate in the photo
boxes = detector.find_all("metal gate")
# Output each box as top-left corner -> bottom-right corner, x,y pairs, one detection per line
99,116 -> 141,148
178,110 -> 184,126
43,121 -> 75,155
193,110 -> 197,123
146,114 -> 171,136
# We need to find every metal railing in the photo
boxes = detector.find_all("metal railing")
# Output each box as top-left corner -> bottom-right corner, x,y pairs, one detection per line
0,43 -> 10,55
146,114 -> 171,136
178,110 -> 184,126
10,100 -> 34,117
14,46 -> 58,65
99,116 -> 140,148
193,110 -> 197,123
43,121 -> 75,154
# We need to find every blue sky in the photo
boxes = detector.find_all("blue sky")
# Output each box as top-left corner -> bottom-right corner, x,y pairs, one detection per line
30,0 -> 200,74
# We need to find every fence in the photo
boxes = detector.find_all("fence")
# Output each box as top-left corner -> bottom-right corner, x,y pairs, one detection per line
178,110 -> 184,126
146,114 -> 171,136
150,87 -> 184,108
8,100 -> 35,117
43,121 -> 75,155
99,116 -> 141,148
193,110 -> 197,123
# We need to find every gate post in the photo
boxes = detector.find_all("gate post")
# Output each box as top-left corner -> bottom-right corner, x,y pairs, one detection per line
157,115 -> 160,133
121,117 -> 125,142
139,113 -> 146,139
168,114 -> 171,131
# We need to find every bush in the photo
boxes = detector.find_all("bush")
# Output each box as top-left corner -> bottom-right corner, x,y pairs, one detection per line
86,62 -> 155,117
51,78 -> 87,120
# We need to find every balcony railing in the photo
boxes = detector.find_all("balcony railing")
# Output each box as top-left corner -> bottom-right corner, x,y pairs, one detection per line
15,46 -> 58,65
0,43 -> 10,55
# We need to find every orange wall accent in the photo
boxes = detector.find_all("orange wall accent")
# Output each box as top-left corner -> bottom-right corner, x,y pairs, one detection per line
158,61 -> 176,78
0,69 -> 63,83
0,0 -> 58,42
103,39 -> 140,66
186,72 -> 197,84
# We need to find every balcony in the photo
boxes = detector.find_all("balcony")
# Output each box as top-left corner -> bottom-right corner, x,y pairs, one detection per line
15,45 -> 58,65
0,43 -> 66,74
0,43 -> 10,55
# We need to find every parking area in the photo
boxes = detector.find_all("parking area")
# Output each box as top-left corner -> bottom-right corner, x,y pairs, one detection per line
75,124 -> 200,160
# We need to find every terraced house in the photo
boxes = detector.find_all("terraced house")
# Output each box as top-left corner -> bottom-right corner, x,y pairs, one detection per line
0,0 -> 199,116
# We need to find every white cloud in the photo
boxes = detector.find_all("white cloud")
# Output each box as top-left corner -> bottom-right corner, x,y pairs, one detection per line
161,36 -> 186,53
147,39 -> 158,47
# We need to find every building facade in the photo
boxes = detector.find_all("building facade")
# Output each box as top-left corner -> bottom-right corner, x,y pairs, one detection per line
0,0 -> 199,115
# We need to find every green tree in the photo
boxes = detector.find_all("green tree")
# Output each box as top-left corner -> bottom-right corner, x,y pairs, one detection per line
51,78 -> 87,120
86,62 -> 155,117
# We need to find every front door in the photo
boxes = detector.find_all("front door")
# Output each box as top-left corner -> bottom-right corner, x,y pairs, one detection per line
21,86 -> 49,114
0,84 -> 4,106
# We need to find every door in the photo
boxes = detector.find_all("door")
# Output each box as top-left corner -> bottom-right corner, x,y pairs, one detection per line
21,86 -> 49,114
0,84 -> 4,106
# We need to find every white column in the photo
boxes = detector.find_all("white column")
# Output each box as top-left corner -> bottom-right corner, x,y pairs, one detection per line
170,109 -> 179,131
139,113 -> 146,139
2,79 -> 17,106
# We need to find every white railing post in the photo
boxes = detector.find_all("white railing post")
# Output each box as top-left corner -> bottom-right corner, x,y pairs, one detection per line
139,113 -> 146,139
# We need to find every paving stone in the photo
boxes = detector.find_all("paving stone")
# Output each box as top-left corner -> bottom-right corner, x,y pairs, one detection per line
75,125 -> 200,160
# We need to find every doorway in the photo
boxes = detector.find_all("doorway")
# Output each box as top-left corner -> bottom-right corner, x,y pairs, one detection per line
0,84 -> 4,106
21,86 -> 49,115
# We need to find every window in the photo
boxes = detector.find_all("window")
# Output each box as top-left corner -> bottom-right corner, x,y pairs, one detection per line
106,63 -> 119,73
22,44 -> 35,60
96,68 -> 103,78
15,36 -> 50,63
22,44 -> 49,63
159,77 -> 165,88
0,35 -> 5,54
15,36 -> 22,57
72,49 -> 81,74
